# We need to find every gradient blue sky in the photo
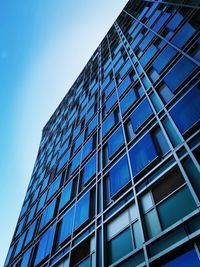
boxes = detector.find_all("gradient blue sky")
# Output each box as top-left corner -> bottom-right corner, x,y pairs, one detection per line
0,0 -> 128,265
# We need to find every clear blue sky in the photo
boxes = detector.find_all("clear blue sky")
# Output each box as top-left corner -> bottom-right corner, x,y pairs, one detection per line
0,0 -> 128,265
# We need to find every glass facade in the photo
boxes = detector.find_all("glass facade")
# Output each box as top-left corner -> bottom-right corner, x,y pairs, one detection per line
5,0 -> 200,266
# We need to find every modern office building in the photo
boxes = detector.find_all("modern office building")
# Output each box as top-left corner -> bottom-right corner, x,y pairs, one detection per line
4,0 -> 200,266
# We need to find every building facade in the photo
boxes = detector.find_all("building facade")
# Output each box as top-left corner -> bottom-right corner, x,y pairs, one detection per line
5,0 -> 200,266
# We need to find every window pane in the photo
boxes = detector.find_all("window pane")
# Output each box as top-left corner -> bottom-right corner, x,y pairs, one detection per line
130,98 -> 153,133
108,228 -> 133,264
74,191 -> 90,230
24,220 -> 37,246
47,174 -> 62,200
82,154 -> 96,186
162,248 -> 200,267
57,206 -> 75,246
129,133 -> 158,176
133,221 -> 143,248
164,57 -> 197,93
59,180 -> 73,210
144,209 -> 161,238
102,112 -> 115,137
169,86 -> 200,133
158,186 -> 196,229
39,198 -> 57,231
109,155 -> 131,197
107,127 -> 124,159
118,75 -> 132,97
120,89 -> 137,114
34,225 -> 55,266
20,247 -> 32,267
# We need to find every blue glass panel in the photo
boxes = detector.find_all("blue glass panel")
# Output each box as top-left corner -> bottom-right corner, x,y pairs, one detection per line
164,57 -> 197,93
57,148 -> 71,172
153,12 -> 170,31
14,232 -> 26,256
108,127 -> 124,159
105,80 -> 115,98
109,155 -> 131,197
34,225 -> 55,266
82,137 -> 93,160
118,76 -> 132,97
130,98 -> 153,132
20,247 -> 32,267
47,174 -> 62,200
37,191 -> 47,213
131,33 -> 143,50
146,10 -> 161,27
153,128 -> 170,155
102,112 -> 115,137
82,154 -> 96,186
24,220 -> 37,246
167,13 -> 183,31
74,191 -> 90,229
87,115 -> 97,136
57,206 -> 75,245
153,46 -> 177,73
170,86 -> 200,133
114,57 -> 124,73
74,133 -> 84,152
140,45 -> 158,67
119,60 -> 132,78
129,133 -> 158,176
162,249 -> 200,267
139,32 -> 155,51
106,92 -> 117,113
39,198 -> 56,231
172,22 -> 195,48
120,89 -> 137,114
77,258 -> 90,267
158,84 -> 174,103
59,180 -> 73,210
71,150 -> 82,173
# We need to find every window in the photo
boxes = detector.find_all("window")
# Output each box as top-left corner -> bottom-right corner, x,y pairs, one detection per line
120,88 -> 137,114
109,155 -> 131,197
130,98 -> 153,133
57,257 -> 69,267
57,148 -> 71,172
170,86 -> 200,133
34,225 -> 55,266
164,57 -> 197,93
20,247 -> 32,267
74,191 -> 90,230
39,198 -> 57,231
152,127 -> 170,156
171,22 -> 196,49
140,44 -> 158,67
105,91 -> 117,114
153,45 -> 177,73
81,154 -> 96,187
158,84 -> 174,104
56,206 -> 75,247
102,110 -> 119,138
70,149 -> 82,173
74,132 -> 84,152
141,169 -> 196,239
37,191 -> 47,213
87,115 -> 97,136
47,174 -> 62,200
14,231 -> 26,257
129,133 -> 158,176
24,220 -> 37,246
107,204 -> 142,265
59,179 -> 73,210
104,80 -> 115,98
82,136 -> 95,161
162,248 -> 200,267
71,237 -> 95,267
117,75 -> 132,97
107,127 -> 125,159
